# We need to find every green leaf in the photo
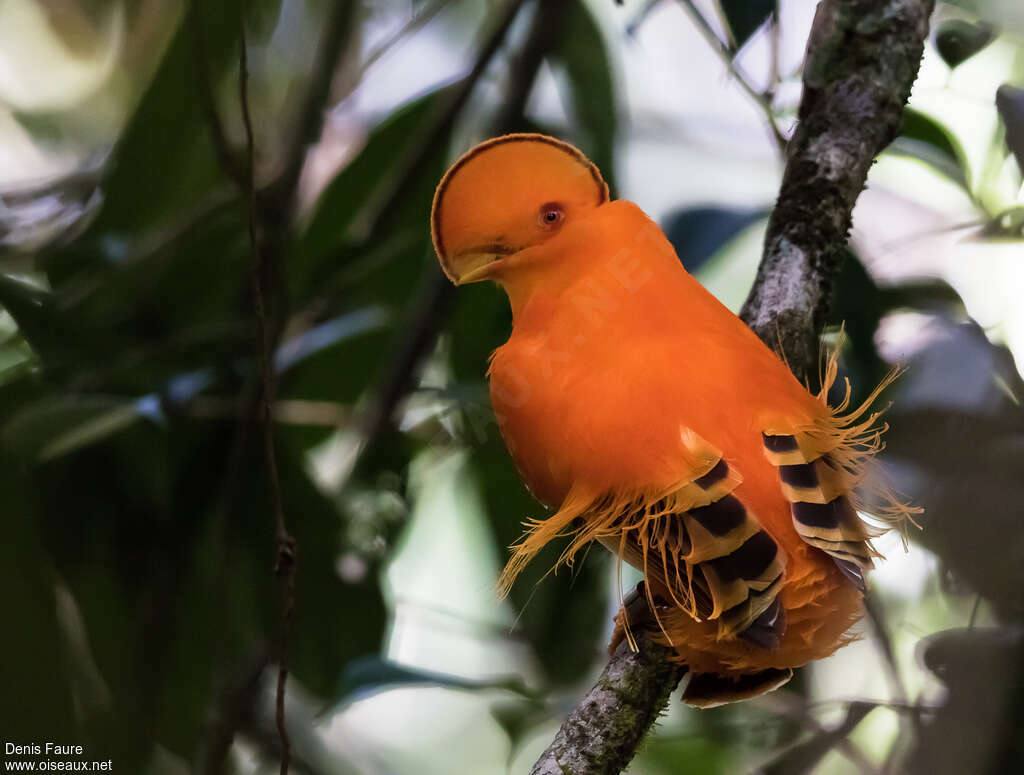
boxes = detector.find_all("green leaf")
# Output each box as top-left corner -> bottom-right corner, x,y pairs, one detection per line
274,447 -> 388,697
295,87 -> 452,295
980,205 -> 1024,239
469,447 -> 611,687
0,274 -> 94,366
890,107 -> 970,188
491,698 -> 549,761
275,306 -> 391,373
763,702 -> 876,774
921,627 -> 1023,686
337,655 -> 540,705
996,84 -> 1024,177
827,250 -> 887,403
875,279 -> 966,312
553,0 -> 618,193
941,0 -> 1023,33
634,734 -> 737,775
25,423 -> 185,769
74,16 -> 229,236
42,0 -> 272,284
935,18 -> 997,69
719,0 -> 774,50
1,395 -> 152,462
884,328 -> 1024,615
0,473 -> 76,742
661,206 -> 769,273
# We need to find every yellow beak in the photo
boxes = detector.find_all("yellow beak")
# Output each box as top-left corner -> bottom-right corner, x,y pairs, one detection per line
446,246 -> 515,285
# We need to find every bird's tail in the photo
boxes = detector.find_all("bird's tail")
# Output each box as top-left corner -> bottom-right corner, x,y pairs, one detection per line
607,588 -> 794,707
680,668 -> 793,708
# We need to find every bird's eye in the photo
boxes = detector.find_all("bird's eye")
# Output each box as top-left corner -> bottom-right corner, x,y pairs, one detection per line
539,204 -> 565,228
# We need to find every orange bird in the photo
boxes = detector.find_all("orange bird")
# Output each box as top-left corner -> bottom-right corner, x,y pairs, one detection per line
430,134 -> 914,706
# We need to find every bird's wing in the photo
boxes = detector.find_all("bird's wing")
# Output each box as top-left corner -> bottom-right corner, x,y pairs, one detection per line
759,357 -> 918,591
499,427 -> 787,646
762,430 -> 877,590
609,439 -> 788,647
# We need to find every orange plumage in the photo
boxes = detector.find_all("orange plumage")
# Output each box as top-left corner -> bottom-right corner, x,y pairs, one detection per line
431,134 -> 914,706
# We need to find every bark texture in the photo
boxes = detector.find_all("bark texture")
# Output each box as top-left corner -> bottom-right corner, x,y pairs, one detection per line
529,637 -> 686,775
530,0 -> 936,772
740,0 -> 935,376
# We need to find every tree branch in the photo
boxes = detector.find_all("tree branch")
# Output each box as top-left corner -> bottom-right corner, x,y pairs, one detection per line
529,1 -> 935,772
740,0 -> 936,377
676,0 -> 787,151
530,637 -> 686,775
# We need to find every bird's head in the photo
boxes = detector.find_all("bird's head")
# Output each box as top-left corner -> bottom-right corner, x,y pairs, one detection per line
430,134 -> 609,285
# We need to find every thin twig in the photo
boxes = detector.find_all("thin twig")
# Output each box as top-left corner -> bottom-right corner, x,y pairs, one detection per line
195,648 -> 270,775
354,0 -> 530,242
862,592 -> 921,774
272,1 -> 356,216
863,592 -> 921,734
625,0 -> 665,37
968,594 -> 982,628
192,5 -> 356,774
768,2 -> 782,101
239,18 -> 296,775
346,0 -> 534,463
763,699 -> 878,775
188,396 -> 352,426
676,0 -> 787,150
355,0 -> 452,81
188,1 -> 248,188
491,0 -> 571,132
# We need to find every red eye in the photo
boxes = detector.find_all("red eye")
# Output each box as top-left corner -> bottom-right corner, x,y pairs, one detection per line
539,204 -> 564,227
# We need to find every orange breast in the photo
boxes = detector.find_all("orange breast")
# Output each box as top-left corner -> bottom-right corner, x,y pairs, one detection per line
486,200 -> 861,671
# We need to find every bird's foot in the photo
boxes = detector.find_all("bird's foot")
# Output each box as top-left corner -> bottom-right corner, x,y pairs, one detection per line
608,581 -> 665,654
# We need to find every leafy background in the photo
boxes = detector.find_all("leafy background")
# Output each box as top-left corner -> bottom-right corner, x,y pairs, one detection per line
0,0 -> 1023,773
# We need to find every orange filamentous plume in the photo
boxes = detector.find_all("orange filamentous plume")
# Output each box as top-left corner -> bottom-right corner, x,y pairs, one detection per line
430,133 -> 918,707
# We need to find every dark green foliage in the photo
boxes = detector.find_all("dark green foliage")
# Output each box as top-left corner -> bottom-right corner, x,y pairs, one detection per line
0,473 -> 77,743
892,107 -> 970,188
0,0 -> 626,768
553,0 -> 619,194
828,247 -> 964,401
996,84 -> 1024,177
337,655 -> 540,704
910,628 -> 1024,774
0,2 -> 383,768
2,2 -> 1024,774
934,18 -> 996,69
661,206 -> 768,273
468,434 -> 613,688
719,0 -> 774,50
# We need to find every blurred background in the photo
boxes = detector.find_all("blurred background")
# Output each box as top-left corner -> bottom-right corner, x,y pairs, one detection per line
1,0 -> 1023,773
